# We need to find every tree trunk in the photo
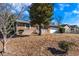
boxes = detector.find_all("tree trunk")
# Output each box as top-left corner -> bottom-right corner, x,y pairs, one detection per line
3,35 -> 7,53
38,25 -> 42,35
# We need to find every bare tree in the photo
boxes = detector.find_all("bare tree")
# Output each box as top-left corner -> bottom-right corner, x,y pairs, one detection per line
55,16 -> 62,26
54,16 -> 63,33
0,3 -> 25,55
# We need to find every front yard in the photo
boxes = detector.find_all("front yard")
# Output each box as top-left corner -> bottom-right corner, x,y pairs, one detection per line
0,34 -> 79,56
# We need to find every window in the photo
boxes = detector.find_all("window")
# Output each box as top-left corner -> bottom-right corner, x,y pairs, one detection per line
17,23 -> 25,26
26,24 -> 30,27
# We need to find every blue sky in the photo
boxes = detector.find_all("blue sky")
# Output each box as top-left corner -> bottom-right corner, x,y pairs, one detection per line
54,3 -> 79,26
10,3 -> 79,26
11,3 -> 32,20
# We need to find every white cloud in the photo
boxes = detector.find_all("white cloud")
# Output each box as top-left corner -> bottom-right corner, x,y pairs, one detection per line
11,3 -> 32,12
58,3 -> 71,11
59,4 -> 64,11
10,3 -> 32,15
64,12 -> 72,16
58,4 -> 64,7
23,11 -> 29,15
58,4 -> 70,11
11,10 -> 16,14
12,3 -> 32,8
73,10 -> 79,14
65,4 -> 70,7
59,3 -> 70,7
60,7 -> 64,11
24,3 -> 32,6
11,3 -> 23,12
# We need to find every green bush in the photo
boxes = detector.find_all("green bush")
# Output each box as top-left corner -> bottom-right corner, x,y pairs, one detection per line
59,27 -> 65,33
58,41 -> 77,52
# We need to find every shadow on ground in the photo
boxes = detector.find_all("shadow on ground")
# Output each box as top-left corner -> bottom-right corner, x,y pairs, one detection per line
12,35 -> 30,38
47,47 -> 67,56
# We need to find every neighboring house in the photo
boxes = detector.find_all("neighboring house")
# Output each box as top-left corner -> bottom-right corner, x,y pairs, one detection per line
61,24 -> 79,33
47,24 -> 79,34
48,25 -> 58,33
70,25 -> 79,33
15,20 -> 79,34
61,24 -> 71,33
16,20 -> 32,35
48,24 -> 71,34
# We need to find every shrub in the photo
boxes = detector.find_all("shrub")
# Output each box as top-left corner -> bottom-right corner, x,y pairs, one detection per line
18,30 -> 24,35
58,41 -> 77,53
59,27 -> 65,33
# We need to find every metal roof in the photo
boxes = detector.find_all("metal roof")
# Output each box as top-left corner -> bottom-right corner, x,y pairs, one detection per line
16,20 -> 30,23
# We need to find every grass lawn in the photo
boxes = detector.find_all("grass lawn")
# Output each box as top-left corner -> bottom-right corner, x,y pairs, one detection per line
0,34 -> 79,56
